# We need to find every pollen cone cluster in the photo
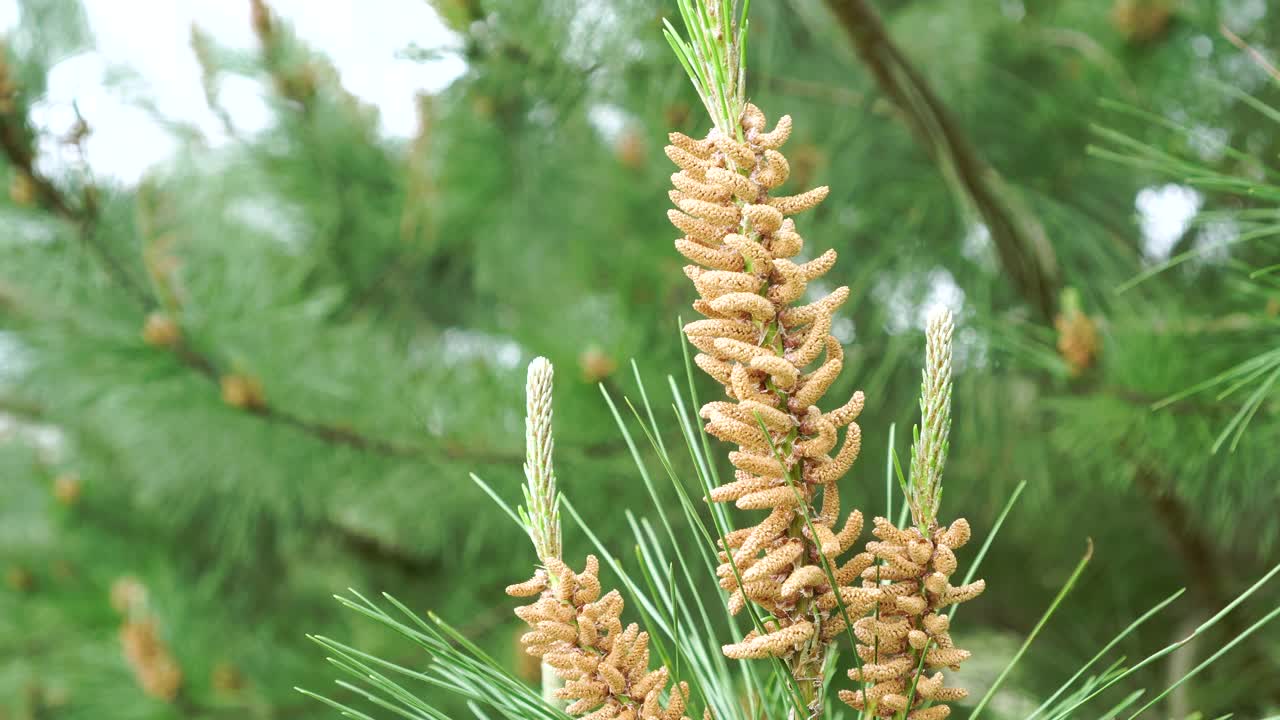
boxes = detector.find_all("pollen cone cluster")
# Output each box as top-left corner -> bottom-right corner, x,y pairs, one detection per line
120,617 -> 184,702
112,578 -> 183,702
667,104 -> 868,666
1054,308 -> 1099,377
838,517 -> 984,720
507,556 -> 690,720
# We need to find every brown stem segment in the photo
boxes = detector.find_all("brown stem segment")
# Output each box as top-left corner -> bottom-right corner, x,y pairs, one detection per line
1132,465 -> 1280,708
1132,465 -> 1227,611
823,0 -> 1061,321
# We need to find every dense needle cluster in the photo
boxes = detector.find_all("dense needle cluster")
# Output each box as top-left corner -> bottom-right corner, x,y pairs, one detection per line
668,104 -> 870,680
507,558 -> 690,720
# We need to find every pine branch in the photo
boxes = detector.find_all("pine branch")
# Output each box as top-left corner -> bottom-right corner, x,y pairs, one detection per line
0,69 -> 522,465
1132,464 -> 1280,705
151,338 -> 644,463
1078,372 -> 1279,691
1,391 -> 451,578
822,0 -> 1062,321
759,71 -> 867,108
322,519 -> 443,575
1132,465 -> 1227,611
0,101 -> 154,308
145,310 -> 533,461
1100,385 -> 1236,417
0,395 -> 46,421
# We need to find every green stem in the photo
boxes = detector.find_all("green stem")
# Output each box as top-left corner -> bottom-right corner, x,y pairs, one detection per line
539,661 -> 564,708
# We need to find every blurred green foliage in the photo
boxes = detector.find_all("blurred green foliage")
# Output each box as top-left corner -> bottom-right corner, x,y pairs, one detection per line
0,0 -> 1277,718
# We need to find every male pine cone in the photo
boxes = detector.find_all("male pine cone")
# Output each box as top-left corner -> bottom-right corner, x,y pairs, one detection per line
666,104 -> 871,665
839,517 -> 984,720
507,557 -> 690,720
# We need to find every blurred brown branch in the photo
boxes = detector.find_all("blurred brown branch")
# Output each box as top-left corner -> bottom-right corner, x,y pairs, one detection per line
1133,465 -> 1227,610
0,67 -> 153,307
823,0 -> 1062,321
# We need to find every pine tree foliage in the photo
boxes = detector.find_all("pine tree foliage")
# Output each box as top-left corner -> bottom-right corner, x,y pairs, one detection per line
0,0 -> 1278,718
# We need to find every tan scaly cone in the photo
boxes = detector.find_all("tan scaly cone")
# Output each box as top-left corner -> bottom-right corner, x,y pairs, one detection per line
508,560 -> 691,720
838,517 -> 984,720
667,103 -> 876,704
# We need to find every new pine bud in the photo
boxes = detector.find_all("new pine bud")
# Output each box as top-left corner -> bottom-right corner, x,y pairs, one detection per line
8,172 -> 34,206
1055,308 -> 1099,376
5,565 -> 33,592
221,374 -> 265,410
142,313 -> 181,348
614,129 -> 646,170
110,576 -> 148,615
211,662 -> 246,695
578,346 -> 617,383
52,472 -> 81,506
